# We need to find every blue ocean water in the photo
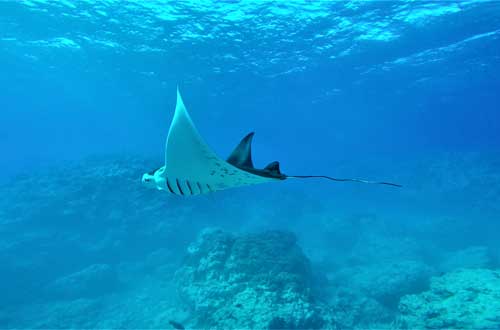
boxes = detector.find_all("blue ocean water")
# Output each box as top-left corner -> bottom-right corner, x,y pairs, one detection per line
1,1 -> 500,329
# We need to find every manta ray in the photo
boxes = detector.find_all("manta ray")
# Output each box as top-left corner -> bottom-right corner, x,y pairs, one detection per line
141,88 -> 401,196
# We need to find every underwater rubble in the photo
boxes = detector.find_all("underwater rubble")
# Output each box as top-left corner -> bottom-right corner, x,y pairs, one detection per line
439,245 -> 494,272
44,263 -> 118,300
334,260 -> 433,308
398,268 -> 500,329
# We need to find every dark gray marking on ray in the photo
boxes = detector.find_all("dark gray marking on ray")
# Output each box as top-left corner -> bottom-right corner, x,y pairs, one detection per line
186,180 -> 193,195
175,179 -> 184,195
166,178 -> 175,194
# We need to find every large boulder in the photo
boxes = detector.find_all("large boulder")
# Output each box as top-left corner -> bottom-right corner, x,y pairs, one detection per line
398,268 -> 500,329
175,228 -> 330,329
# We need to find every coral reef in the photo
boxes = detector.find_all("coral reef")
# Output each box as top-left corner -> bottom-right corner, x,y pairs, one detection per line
398,268 -> 500,329
1,155 -> 500,329
175,228 -> 331,329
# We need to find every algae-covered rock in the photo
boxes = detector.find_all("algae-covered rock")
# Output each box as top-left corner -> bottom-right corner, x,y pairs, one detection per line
175,228 -> 329,329
398,268 -> 500,329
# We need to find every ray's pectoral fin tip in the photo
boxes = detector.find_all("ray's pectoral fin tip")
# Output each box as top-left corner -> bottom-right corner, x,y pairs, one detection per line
142,88 -> 401,196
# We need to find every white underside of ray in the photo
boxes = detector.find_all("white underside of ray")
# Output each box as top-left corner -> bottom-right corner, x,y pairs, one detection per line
163,89 -> 274,194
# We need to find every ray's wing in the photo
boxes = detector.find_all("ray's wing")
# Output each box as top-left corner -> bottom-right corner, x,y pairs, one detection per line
164,88 -> 274,192
165,88 -> 218,179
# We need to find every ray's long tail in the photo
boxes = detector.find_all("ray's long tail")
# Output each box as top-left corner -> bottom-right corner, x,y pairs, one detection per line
286,175 -> 402,188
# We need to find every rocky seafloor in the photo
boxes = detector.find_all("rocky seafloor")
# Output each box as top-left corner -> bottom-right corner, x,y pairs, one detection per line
1,154 -> 499,329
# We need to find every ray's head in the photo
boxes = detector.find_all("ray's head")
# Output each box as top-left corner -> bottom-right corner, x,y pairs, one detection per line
141,172 -> 156,189
141,166 -> 165,190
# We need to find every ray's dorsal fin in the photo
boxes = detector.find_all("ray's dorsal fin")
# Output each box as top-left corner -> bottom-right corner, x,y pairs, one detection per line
227,132 -> 255,168
264,161 -> 282,176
